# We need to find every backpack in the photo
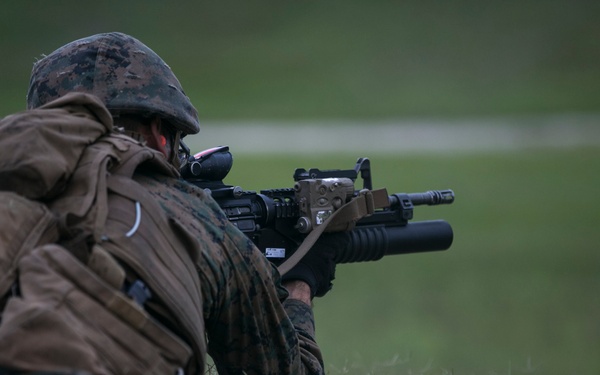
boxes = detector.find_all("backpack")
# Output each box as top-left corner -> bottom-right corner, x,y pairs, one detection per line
0,93 -> 204,374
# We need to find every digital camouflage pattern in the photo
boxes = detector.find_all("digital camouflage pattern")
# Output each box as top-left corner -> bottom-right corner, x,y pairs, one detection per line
26,32 -> 200,135
134,172 -> 325,374
0,94 -> 325,373
2,31 -> 326,374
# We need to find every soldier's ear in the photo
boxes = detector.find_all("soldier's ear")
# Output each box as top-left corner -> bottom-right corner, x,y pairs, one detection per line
146,118 -> 169,158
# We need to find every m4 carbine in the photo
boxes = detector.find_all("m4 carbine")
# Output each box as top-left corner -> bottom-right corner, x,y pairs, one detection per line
179,145 -> 455,265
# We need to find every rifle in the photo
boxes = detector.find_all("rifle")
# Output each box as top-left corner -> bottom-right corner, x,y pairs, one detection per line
179,145 -> 455,265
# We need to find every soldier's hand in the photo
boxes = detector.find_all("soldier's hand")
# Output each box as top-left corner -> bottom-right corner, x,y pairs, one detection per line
282,231 -> 350,298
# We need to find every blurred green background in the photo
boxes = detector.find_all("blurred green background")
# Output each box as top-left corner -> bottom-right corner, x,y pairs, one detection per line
2,1 -> 599,374
2,0 -> 599,118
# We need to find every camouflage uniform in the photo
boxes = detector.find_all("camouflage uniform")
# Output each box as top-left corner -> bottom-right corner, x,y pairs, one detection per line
0,32 -> 326,374
135,172 -> 324,374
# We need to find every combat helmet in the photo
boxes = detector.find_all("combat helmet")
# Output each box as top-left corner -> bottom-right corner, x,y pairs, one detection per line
26,32 -> 200,135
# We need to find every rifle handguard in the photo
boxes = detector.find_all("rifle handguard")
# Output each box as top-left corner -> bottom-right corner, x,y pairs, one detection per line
278,188 -> 389,276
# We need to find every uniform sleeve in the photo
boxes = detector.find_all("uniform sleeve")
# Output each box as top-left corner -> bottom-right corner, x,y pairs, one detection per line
199,209 -> 326,375
282,298 -> 325,373
140,175 -> 325,374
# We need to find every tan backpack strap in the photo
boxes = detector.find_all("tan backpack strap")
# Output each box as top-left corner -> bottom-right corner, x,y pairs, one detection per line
102,173 -> 206,373
105,133 -> 179,179
277,188 -> 389,276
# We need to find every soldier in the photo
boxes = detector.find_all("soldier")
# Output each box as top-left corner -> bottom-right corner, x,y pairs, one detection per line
0,32 -> 343,374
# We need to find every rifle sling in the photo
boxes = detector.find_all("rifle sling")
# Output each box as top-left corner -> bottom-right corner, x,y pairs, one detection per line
277,188 -> 389,276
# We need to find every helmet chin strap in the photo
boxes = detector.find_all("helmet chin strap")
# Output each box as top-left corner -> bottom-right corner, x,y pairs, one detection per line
169,131 -> 183,170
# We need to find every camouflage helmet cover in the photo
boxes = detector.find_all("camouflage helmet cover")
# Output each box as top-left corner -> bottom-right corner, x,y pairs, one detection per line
27,32 -> 200,135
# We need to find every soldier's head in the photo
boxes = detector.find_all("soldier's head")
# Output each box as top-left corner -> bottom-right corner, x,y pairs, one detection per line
26,32 -> 200,167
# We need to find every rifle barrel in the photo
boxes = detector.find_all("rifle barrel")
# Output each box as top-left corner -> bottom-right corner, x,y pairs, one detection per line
389,189 -> 455,207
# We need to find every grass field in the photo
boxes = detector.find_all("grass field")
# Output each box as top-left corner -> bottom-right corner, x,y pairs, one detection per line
211,146 -> 600,374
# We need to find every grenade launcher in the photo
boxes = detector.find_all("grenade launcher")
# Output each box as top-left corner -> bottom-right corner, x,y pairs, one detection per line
179,145 -> 455,265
